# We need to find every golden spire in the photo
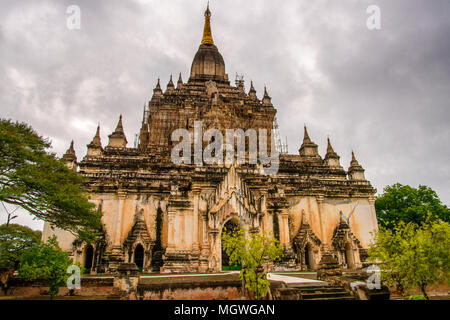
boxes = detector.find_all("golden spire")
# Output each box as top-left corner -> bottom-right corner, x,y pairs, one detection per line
201,2 -> 214,45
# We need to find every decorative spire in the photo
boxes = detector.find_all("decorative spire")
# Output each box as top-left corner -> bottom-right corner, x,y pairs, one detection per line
201,2 -> 214,45
177,73 -> 183,89
190,2 -> 227,82
248,81 -> 257,99
88,125 -> 102,148
325,137 -> 339,159
349,151 -> 362,168
62,140 -> 77,170
86,125 -> 103,157
153,78 -> 162,96
326,137 -> 334,153
166,75 -> 175,94
299,125 -> 320,159
262,86 -> 272,105
303,125 -> 311,143
324,137 -> 341,168
107,115 -> 128,148
167,74 -> 174,88
62,140 -> 77,162
139,105 -> 150,149
68,140 -> 75,153
115,114 -> 124,134
348,151 -> 366,180
164,75 -> 175,94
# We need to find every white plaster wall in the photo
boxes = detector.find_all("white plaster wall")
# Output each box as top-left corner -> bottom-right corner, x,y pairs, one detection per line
350,200 -> 378,247
321,198 -> 378,247
41,221 -> 76,252
289,197 -> 323,240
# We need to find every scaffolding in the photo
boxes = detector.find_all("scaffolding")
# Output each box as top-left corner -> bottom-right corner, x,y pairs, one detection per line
273,116 -> 288,154
235,73 -> 245,90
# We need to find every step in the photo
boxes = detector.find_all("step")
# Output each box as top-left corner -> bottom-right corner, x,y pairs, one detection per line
298,287 -> 346,293
305,296 -> 355,301
301,291 -> 351,299
287,284 -> 330,289
275,283 -> 355,300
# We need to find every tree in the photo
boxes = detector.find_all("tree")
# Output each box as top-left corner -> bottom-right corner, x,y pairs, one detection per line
368,218 -> 450,299
0,223 -> 41,269
0,119 -> 102,242
222,227 -> 284,300
375,183 -> 450,230
17,236 -> 81,299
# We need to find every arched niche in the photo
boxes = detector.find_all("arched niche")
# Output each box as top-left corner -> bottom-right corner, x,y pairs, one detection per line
134,244 -> 144,270
84,245 -> 94,272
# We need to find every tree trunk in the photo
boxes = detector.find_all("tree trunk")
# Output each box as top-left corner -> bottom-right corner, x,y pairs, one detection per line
420,284 -> 429,300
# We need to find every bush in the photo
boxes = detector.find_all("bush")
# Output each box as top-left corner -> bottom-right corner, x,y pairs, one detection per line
369,216 -> 450,300
17,236 -> 75,299
222,227 -> 284,300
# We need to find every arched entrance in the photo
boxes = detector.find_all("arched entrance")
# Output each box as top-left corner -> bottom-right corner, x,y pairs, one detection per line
221,219 -> 240,270
134,244 -> 144,271
84,245 -> 94,272
304,245 -> 311,270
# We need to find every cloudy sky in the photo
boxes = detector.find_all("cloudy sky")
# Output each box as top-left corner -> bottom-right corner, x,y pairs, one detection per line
1,0 -> 449,231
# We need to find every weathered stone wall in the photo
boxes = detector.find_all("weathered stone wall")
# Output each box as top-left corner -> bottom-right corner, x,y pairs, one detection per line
1,277 -> 116,298
138,280 -> 243,300
42,172 -> 378,273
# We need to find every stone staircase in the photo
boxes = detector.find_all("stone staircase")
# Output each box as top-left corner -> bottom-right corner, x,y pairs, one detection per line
273,284 -> 355,300
294,285 -> 355,300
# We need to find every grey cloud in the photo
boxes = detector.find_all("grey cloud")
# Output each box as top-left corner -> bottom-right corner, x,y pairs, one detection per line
0,0 -> 449,230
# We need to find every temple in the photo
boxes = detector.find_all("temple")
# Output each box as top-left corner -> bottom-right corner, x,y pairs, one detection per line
43,5 -> 378,273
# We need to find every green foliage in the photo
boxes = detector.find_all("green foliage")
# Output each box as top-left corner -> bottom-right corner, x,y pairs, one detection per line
0,223 -> 41,268
409,294 -> 426,300
368,217 -> 450,300
17,236 -> 75,298
222,265 -> 242,271
375,183 -> 450,230
0,119 -> 102,242
222,227 -> 284,300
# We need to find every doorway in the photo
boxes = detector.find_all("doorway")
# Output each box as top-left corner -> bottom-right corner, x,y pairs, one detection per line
221,219 -> 240,270
134,244 -> 144,271
84,245 -> 94,273
304,245 -> 311,270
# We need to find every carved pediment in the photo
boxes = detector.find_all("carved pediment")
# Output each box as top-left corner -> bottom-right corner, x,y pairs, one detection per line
292,210 -> 321,250
331,211 -> 361,251
123,208 -> 153,249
